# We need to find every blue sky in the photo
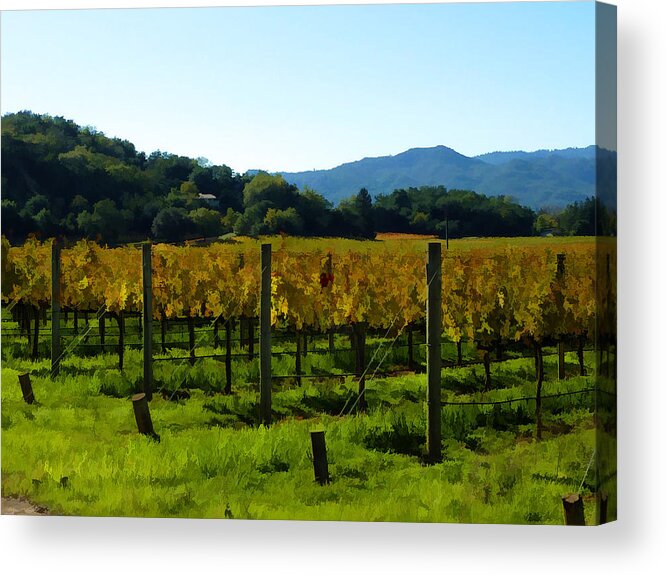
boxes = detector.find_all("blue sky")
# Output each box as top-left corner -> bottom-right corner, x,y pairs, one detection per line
1,2 -> 596,173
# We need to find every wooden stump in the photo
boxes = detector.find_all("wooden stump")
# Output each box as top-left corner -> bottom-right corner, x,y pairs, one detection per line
310,431 -> 330,485
132,393 -> 159,440
18,373 -> 35,405
562,493 -> 585,525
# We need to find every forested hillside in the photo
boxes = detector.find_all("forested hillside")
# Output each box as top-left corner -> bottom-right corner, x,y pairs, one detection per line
1,112 -> 606,243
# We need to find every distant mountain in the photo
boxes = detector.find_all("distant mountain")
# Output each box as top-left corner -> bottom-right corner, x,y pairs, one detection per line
475,146 -> 597,165
278,145 -> 607,208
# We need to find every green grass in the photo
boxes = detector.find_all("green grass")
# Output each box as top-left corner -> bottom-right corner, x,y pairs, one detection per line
1,333 -> 615,524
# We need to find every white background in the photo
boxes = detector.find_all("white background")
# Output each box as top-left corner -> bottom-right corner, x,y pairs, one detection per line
0,1 -> 663,573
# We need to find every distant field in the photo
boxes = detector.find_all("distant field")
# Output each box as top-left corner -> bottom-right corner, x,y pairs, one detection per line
375,232 -> 439,241
237,234 -> 598,253
374,233 -> 596,249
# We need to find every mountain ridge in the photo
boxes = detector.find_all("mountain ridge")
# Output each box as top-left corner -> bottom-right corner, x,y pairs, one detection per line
275,145 -> 607,208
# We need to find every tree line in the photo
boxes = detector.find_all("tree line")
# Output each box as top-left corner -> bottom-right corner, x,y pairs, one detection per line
1,111 -> 605,244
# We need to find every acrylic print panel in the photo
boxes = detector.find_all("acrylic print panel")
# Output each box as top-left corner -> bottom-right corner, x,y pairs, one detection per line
0,1 -> 616,525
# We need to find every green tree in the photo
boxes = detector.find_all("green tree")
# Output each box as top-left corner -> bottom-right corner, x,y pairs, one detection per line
242,172 -> 298,210
355,188 -> 374,232
76,199 -> 126,242
221,208 -> 240,233
21,194 -> 50,218
70,194 -> 89,214
189,207 -> 223,237
535,212 -> 559,235
151,207 -> 194,241
166,181 -> 200,209
264,207 -> 303,235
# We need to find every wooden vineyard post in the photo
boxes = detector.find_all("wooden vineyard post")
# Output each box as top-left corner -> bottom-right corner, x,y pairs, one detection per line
18,373 -> 35,405
117,311 -> 125,371
557,253 -> 566,380
426,242 -> 442,463
31,305 -> 40,359
353,322 -> 368,412
213,316 -> 220,349
248,317 -> 255,360
239,317 -> 247,349
295,330 -> 302,387
598,491 -> 609,524
99,313 -> 106,348
577,335 -> 587,376
142,243 -> 153,401
26,304 -> 32,349
160,313 -> 167,353
84,310 -> 90,343
482,350 -> 492,391
259,244 -> 272,426
131,393 -> 159,441
535,343 -> 544,440
187,315 -> 196,366
562,493 -> 585,525
51,239 -> 62,377
328,328 -> 335,354
224,319 -> 232,394
310,431 -> 330,485
558,340 -> 566,380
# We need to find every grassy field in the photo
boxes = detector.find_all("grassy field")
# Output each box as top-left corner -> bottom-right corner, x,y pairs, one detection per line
1,320 -> 613,524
